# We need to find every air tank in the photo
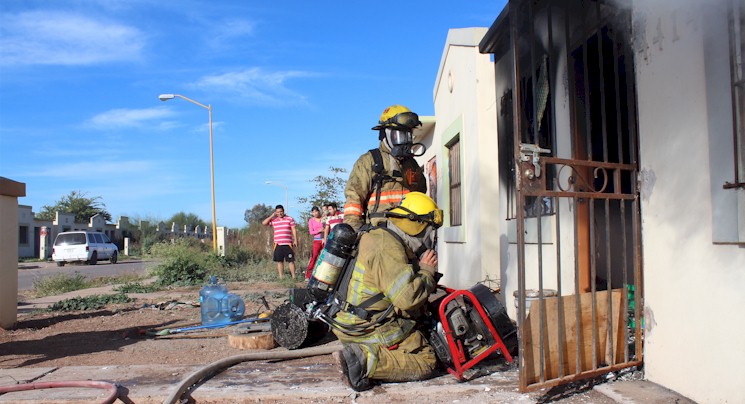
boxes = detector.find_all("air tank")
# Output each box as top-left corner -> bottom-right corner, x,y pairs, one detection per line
307,223 -> 357,301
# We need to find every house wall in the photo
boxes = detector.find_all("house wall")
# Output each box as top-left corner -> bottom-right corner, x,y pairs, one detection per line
0,178 -> 25,329
429,28 -> 500,290
632,1 -> 745,402
17,205 -> 34,258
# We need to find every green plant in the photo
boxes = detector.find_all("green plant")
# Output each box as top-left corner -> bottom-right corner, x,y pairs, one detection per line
278,276 -> 300,288
19,257 -> 45,263
33,273 -> 90,297
88,273 -> 148,288
148,239 -> 210,286
208,257 -> 285,283
48,293 -> 132,311
152,255 -> 207,286
114,282 -> 161,293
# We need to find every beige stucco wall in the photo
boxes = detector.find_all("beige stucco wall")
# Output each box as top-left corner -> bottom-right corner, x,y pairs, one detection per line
17,205 -> 34,258
0,177 -> 25,329
428,28 -> 499,290
633,1 -> 745,402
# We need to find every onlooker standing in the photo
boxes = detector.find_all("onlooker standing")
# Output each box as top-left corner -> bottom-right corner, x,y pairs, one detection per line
323,202 -> 344,243
262,205 -> 298,279
306,206 -> 324,281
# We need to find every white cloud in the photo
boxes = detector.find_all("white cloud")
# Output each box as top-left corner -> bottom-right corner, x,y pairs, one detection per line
209,19 -> 255,47
191,68 -> 315,106
84,107 -> 175,129
28,160 -> 157,179
0,11 -> 145,66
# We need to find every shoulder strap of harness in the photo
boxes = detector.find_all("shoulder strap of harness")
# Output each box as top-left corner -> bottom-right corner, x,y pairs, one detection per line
368,148 -> 392,216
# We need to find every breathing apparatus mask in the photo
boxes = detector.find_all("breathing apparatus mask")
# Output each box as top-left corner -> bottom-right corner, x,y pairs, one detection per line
373,108 -> 426,158
384,128 -> 425,158
411,225 -> 438,258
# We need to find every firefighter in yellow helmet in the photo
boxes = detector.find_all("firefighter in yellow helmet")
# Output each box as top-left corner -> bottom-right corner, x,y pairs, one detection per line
343,105 -> 427,231
332,192 -> 443,391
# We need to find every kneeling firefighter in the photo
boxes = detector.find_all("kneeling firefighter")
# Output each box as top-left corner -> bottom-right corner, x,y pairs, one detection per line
331,192 -> 442,391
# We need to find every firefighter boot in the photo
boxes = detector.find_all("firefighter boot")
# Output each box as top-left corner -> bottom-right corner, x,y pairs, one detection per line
333,344 -> 372,391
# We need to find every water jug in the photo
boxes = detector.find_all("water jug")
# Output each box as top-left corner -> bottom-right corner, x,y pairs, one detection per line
200,276 -> 228,325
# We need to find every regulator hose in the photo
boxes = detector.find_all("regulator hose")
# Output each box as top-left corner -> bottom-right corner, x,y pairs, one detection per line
162,342 -> 342,404
0,380 -> 119,404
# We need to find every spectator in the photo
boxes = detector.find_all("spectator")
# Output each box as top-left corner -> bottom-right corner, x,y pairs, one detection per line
262,205 -> 298,279
306,206 -> 324,281
323,202 -> 344,243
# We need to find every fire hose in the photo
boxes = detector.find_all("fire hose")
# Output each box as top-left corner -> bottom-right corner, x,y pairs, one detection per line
162,342 -> 341,404
0,380 -> 119,404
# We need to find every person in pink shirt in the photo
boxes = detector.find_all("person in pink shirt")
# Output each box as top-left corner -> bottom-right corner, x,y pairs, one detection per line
262,205 -> 298,279
306,206 -> 324,281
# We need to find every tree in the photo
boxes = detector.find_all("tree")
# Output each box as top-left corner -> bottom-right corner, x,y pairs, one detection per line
168,212 -> 206,230
297,166 -> 348,214
36,191 -> 112,223
244,203 -> 274,227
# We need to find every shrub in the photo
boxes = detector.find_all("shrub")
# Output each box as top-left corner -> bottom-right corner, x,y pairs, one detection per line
151,255 -> 207,286
33,273 -> 90,297
48,293 -> 132,311
147,238 -> 306,286
114,282 -> 161,293
88,273 -> 147,288
147,239 -> 212,286
140,233 -> 169,255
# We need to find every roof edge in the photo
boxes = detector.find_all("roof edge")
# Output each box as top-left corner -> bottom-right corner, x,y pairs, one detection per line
433,27 -> 489,101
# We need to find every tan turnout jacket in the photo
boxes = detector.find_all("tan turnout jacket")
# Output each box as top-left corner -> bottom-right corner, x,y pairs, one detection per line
343,142 -> 426,231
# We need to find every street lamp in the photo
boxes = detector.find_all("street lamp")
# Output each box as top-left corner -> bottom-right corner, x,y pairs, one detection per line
159,93 -> 218,253
265,181 -> 289,210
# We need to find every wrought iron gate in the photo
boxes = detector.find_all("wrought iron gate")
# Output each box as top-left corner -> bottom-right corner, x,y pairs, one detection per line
506,0 -> 644,391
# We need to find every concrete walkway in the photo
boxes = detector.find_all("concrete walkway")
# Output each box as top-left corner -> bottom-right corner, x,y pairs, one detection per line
0,360 -> 695,404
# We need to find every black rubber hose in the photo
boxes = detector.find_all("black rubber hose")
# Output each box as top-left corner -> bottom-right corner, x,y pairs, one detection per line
162,342 -> 342,404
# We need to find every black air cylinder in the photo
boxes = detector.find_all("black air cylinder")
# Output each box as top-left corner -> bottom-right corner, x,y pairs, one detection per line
307,223 -> 356,301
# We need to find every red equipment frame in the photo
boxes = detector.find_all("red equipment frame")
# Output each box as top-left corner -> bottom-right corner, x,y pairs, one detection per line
437,287 -> 514,381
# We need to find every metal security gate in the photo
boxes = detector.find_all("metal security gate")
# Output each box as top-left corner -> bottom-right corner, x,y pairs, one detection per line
505,0 -> 643,391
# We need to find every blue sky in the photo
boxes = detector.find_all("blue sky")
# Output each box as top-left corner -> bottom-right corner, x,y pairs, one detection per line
0,0 -> 506,228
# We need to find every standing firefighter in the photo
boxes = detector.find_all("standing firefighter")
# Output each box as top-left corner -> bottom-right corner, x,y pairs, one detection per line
332,192 -> 442,391
343,105 -> 427,231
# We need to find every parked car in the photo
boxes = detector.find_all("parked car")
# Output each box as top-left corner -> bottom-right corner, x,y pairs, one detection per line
52,231 -> 118,266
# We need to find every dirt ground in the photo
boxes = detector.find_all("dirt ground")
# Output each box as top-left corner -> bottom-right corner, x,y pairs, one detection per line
2,282 -> 295,368
2,282 -> 625,403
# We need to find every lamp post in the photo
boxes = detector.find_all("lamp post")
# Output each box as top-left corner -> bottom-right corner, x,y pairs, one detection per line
265,181 -> 289,210
159,93 -> 218,253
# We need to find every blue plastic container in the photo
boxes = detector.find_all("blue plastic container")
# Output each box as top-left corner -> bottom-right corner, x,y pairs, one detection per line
200,276 -> 245,325
226,293 -> 246,321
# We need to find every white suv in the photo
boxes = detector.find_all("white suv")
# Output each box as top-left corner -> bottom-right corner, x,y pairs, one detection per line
52,231 -> 118,266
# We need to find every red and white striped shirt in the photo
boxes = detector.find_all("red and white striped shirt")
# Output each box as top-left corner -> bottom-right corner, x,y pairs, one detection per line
270,216 -> 296,245
325,213 -> 344,232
